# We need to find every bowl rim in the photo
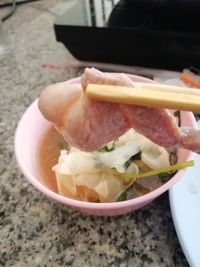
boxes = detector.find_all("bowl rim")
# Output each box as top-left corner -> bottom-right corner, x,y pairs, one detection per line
14,75 -> 197,210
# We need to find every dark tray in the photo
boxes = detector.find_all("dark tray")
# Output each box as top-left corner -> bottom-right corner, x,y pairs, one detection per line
54,2 -> 200,71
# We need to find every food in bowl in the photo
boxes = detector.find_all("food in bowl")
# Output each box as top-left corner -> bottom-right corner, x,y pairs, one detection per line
36,68 -> 198,203
37,124 -> 193,203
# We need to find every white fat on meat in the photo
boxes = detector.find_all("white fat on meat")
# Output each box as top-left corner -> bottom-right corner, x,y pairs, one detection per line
38,81 -> 82,126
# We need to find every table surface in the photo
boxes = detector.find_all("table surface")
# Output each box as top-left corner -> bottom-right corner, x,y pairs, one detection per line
0,1 -> 189,266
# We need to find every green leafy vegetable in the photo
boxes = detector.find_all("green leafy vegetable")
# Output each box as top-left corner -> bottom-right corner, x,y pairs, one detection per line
119,160 -> 194,180
124,151 -> 142,169
99,141 -> 116,152
159,172 -> 176,183
116,191 -> 127,202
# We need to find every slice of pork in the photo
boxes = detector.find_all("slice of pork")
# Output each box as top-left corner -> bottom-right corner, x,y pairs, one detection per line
38,68 -> 200,152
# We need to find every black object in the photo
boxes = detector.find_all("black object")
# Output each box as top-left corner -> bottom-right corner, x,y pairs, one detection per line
54,0 -> 200,71
1,0 -> 16,22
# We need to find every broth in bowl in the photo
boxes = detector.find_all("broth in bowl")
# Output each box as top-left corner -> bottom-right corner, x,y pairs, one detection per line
37,124 -> 180,203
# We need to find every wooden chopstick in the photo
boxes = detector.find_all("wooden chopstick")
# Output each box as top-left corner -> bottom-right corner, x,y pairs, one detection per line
86,83 -> 200,112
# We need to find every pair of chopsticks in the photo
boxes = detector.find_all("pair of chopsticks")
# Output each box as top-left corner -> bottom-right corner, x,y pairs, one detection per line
86,82 -> 200,112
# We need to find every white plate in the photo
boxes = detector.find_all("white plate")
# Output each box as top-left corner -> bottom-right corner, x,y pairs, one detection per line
169,144 -> 200,266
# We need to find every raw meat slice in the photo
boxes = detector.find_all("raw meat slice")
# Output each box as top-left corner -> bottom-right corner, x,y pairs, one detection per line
64,96 -> 130,151
38,68 -> 200,152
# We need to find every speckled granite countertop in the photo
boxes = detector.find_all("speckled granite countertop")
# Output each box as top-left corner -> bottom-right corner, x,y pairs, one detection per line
0,1 -> 189,266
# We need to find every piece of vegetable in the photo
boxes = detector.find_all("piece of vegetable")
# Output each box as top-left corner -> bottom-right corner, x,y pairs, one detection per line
54,129 -> 185,203
54,141 -> 140,175
132,160 -> 151,172
180,69 -> 200,89
124,152 -> 141,169
116,191 -> 128,202
99,141 -> 116,152
141,145 -> 170,170
159,172 -> 175,183
118,160 -> 194,180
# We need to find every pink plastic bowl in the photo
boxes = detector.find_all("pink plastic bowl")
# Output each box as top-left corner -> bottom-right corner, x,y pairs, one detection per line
15,75 -> 197,216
